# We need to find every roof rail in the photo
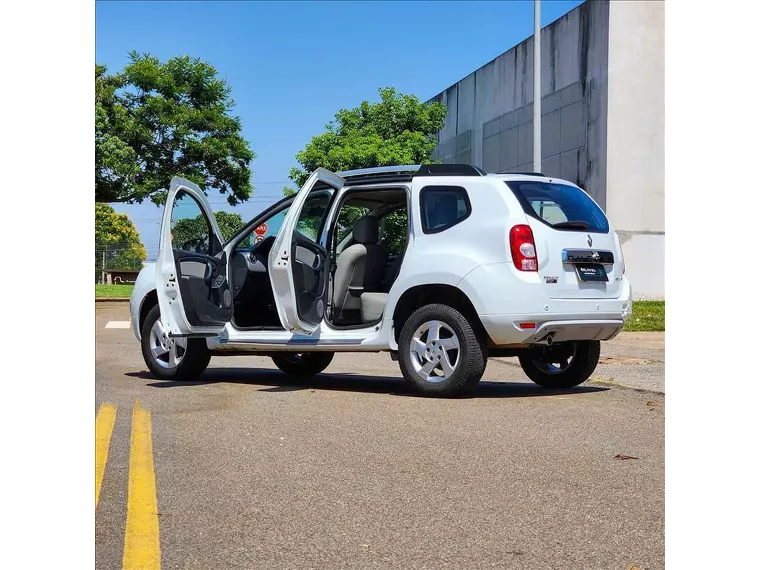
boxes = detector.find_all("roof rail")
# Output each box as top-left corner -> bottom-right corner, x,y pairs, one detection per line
505,171 -> 546,177
415,164 -> 486,177
338,165 -> 420,178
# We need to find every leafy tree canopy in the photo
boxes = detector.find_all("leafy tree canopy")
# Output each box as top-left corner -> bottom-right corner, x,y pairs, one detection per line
96,52 -> 255,206
171,211 -> 246,250
95,204 -> 147,277
282,88 -> 442,256
285,87 -> 447,191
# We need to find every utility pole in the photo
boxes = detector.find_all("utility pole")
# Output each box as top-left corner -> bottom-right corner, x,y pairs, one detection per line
533,0 -> 542,172
101,249 -> 106,285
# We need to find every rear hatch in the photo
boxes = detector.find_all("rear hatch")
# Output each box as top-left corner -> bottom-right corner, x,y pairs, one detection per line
505,180 -> 623,300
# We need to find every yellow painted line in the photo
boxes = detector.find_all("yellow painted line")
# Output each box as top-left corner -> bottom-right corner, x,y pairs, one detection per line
123,401 -> 161,570
95,403 -> 117,508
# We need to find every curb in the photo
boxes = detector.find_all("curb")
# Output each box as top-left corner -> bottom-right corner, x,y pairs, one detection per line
95,298 -> 131,303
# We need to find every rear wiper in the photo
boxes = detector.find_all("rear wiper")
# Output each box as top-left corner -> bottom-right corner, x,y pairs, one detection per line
551,220 -> 589,230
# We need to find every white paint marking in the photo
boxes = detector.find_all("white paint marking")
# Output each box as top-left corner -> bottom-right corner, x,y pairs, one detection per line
105,321 -> 131,329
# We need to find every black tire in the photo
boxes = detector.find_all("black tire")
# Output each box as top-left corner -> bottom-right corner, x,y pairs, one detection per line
271,352 -> 334,376
398,303 -> 487,398
140,304 -> 211,381
518,340 -> 601,389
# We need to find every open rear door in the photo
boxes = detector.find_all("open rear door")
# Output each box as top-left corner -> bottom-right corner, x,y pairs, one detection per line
269,168 -> 344,334
157,176 -> 233,337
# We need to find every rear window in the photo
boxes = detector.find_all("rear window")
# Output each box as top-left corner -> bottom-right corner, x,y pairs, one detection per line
505,181 -> 609,233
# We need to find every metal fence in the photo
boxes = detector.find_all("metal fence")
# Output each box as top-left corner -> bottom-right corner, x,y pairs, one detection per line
95,241 -> 148,284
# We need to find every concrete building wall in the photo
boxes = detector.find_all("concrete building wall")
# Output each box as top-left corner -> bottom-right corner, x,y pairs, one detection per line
429,0 -> 611,207
606,0 -> 665,299
427,0 -> 665,299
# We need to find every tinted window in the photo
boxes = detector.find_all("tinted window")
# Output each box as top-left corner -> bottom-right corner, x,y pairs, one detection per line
420,186 -> 471,234
170,190 -> 213,255
295,192 -> 333,241
505,181 -> 609,233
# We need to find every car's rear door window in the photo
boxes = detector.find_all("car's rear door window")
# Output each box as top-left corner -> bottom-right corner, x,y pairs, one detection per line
505,181 -> 609,233
420,186 -> 471,234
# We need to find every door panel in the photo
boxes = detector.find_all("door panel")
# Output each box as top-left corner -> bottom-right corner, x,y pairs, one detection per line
157,177 -> 232,337
269,168 -> 344,334
173,251 -> 231,327
292,233 -> 329,325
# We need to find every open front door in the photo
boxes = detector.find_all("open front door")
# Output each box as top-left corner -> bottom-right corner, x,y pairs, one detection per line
269,168 -> 344,334
157,177 -> 233,337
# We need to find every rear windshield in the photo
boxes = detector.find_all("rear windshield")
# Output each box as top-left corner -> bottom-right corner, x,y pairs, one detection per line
505,181 -> 609,233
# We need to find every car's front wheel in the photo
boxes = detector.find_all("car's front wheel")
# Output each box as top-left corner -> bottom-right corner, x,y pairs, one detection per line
271,352 -> 334,376
398,303 -> 487,397
141,304 -> 211,381
518,340 -> 601,389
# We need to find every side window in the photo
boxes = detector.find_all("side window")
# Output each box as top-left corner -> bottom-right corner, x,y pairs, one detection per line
235,206 -> 290,250
419,186 -> 471,234
170,191 -> 213,255
233,189 -> 336,252
295,192 -> 332,241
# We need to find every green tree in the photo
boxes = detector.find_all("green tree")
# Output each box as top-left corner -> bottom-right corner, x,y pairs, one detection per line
95,204 -> 148,281
283,88 -> 437,253
96,52 -> 256,206
285,87 -> 447,192
172,211 -> 246,249
212,211 -> 246,241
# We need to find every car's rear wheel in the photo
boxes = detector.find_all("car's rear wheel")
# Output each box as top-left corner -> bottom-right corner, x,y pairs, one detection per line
518,340 -> 601,389
141,304 -> 211,381
271,352 -> 334,376
398,303 -> 487,397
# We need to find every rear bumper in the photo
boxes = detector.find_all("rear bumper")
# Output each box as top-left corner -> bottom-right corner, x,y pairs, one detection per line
459,262 -> 633,345
481,313 -> 626,345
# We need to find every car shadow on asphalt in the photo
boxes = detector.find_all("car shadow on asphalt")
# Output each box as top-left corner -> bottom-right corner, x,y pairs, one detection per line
126,369 -> 607,399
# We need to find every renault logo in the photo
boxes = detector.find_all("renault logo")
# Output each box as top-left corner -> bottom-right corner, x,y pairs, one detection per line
587,235 -> 593,247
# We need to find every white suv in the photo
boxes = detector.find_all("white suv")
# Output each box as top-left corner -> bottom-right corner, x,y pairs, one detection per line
129,164 -> 632,397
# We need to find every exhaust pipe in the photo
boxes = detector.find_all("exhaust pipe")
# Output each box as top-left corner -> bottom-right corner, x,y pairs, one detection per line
546,333 -> 555,346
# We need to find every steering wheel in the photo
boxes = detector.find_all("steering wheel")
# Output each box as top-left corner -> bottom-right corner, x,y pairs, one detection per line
181,237 -> 206,253
240,235 -> 275,272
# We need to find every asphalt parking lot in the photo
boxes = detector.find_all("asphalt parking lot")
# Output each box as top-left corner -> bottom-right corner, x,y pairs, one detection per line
96,301 -> 664,570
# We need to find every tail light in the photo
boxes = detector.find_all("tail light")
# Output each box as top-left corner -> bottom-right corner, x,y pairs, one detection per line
510,224 -> 538,271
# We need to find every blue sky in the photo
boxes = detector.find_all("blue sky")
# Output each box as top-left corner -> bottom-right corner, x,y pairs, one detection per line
97,0 -> 584,257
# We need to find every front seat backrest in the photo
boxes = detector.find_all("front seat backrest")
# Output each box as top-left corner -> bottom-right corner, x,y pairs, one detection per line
332,217 -> 389,317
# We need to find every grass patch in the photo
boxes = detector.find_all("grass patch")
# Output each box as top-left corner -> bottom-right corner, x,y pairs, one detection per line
95,284 -> 134,298
625,301 -> 665,332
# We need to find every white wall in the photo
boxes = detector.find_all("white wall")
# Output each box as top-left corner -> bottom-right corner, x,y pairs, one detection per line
665,0 -> 673,297
428,1 -> 611,207
605,1 -> 665,299
427,0 -> 665,299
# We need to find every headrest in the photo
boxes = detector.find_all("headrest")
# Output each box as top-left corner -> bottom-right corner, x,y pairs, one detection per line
353,217 -> 379,244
